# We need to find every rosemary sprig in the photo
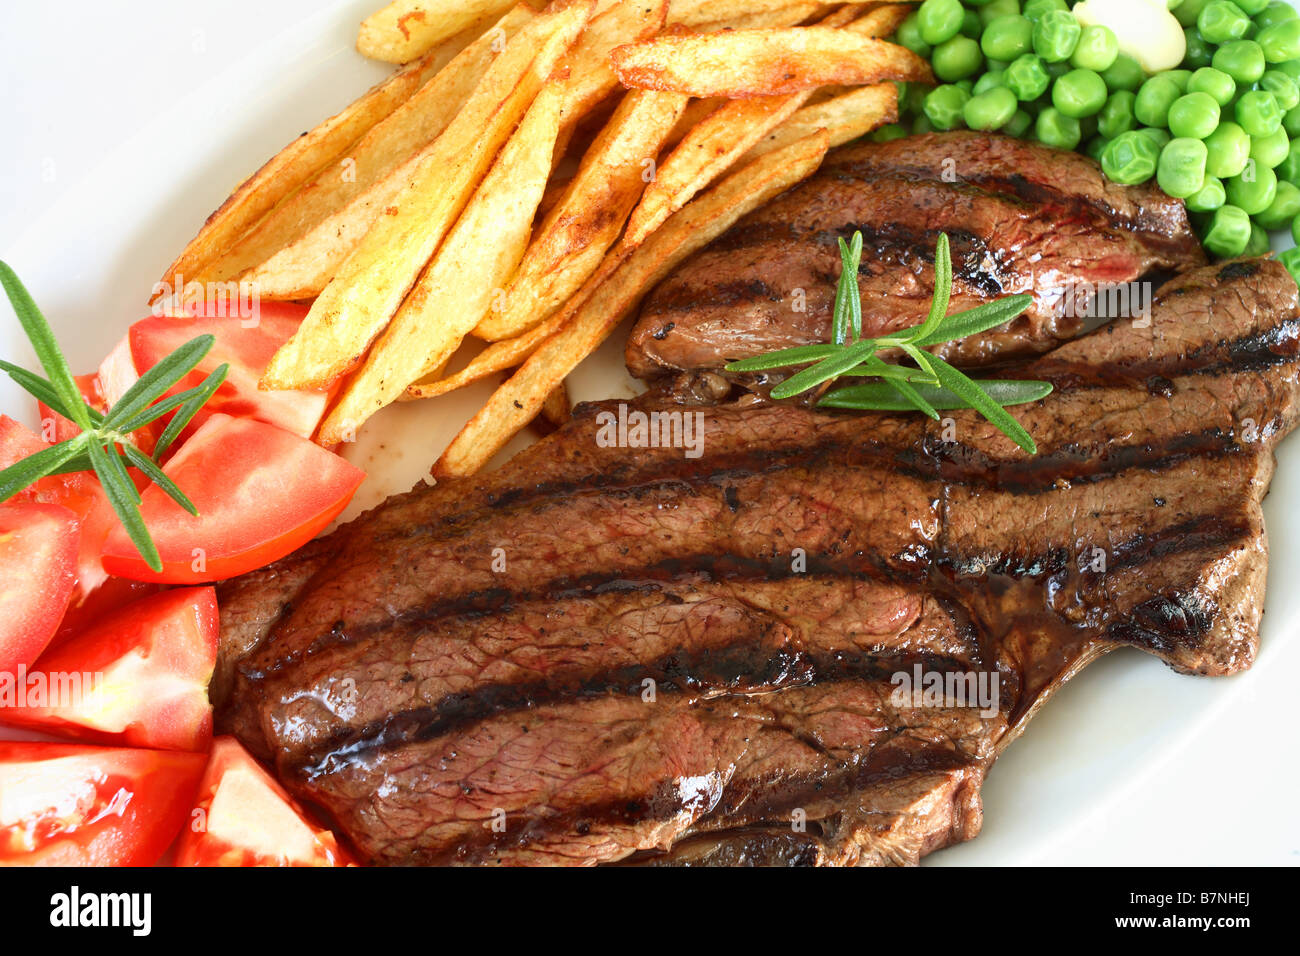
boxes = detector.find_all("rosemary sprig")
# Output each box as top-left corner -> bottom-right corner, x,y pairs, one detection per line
724,232 -> 1052,454
0,261 -> 229,571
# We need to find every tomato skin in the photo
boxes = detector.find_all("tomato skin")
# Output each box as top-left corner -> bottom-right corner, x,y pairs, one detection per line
0,503 -> 80,673
0,588 -> 218,752
100,414 -> 364,584
127,303 -> 328,441
0,742 -> 205,866
174,737 -> 352,867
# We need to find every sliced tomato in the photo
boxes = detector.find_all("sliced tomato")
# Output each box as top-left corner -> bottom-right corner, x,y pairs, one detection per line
0,742 -> 205,866
53,576 -> 162,646
127,303 -> 328,441
101,414 -> 364,583
0,588 -> 218,752
0,503 -> 80,673
174,737 -> 351,866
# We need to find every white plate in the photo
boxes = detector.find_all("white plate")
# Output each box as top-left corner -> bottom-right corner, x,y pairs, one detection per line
1,0 -> 1297,865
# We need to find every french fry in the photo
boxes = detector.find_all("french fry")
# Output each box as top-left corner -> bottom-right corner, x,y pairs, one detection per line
621,4 -> 856,245
154,41 -> 460,301
668,0 -> 831,27
317,82 -> 565,444
215,5 -> 536,283
472,88 -> 689,342
404,313 -> 567,399
741,82 -> 897,161
847,2 -> 915,38
539,381 -> 571,428
610,26 -> 932,98
434,128 -> 831,477
556,0 -> 668,142
661,97 -> 726,150
357,0 -> 521,64
259,0 -> 593,390
689,2 -> 824,31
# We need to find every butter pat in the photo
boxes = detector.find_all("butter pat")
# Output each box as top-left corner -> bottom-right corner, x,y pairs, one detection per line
1074,0 -> 1186,73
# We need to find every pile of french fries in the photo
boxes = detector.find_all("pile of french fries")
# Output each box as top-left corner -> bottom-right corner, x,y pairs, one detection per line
157,0 -> 930,477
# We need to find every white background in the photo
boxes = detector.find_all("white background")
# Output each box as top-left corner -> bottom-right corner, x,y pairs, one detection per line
1,0 -> 1297,865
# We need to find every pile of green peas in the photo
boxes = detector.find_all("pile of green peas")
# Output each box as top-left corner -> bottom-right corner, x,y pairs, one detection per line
885,0 -> 1300,280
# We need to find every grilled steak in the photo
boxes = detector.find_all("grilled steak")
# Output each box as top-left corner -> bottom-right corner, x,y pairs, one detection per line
216,258 -> 1299,865
626,131 -> 1206,381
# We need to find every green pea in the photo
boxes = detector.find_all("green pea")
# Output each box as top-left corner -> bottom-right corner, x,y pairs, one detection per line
1164,69 -> 1193,92
961,9 -> 983,38
1188,67 -> 1237,107
979,0 -> 1021,28
1201,204 -> 1252,256
1292,211 -> 1300,244
1004,108 -> 1035,137
965,86 -> 1020,129
1158,137 -> 1209,197
1101,53 -> 1146,92
972,71 -> 1004,95
1099,90 -> 1138,138
1251,126 -> 1291,167
1256,2 -> 1298,30
924,83 -> 972,129
1234,0 -> 1270,14
1258,20 -> 1300,62
1135,76 -> 1183,127
1184,27 -> 1215,69
1244,222 -> 1270,256
1168,92 -> 1222,138
1022,0 -> 1067,20
1279,247 -> 1300,288
1100,130 -> 1161,183
1174,0 -> 1211,27
982,14 -> 1034,60
1198,1 -> 1252,45
1052,68 -> 1108,117
1004,53 -> 1051,99
913,114 -> 936,134
1276,138 -> 1300,182
933,35 -> 984,80
1225,159 -> 1279,212
1260,70 -> 1300,111
1205,121 -> 1253,176
917,0 -> 964,45
871,123 -> 909,142
956,78 -> 975,93
1255,178 -> 1300,226
987,58 -> 1011,71
1070,24 -> 1119,72
1085,135 -> 1110,160
1032,9 -> 1080,62
1185,174 -> 1228,211
895,13 -> 932,57
1236,89 -> 1284,135
1283,104 -> 1300,136
1213,40 -> 1267,84
1035,106 -> 1082,148
1139,126 -> 1174,148
1278,59 -> 1300,80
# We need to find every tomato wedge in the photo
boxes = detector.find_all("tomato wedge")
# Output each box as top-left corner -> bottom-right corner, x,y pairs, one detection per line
0,588 -> 218,751
0,503 -> 80,673
174,737 -> 352,866
0,742 -> 205,866
125,303 -> 328,441
101,414 -> 364,583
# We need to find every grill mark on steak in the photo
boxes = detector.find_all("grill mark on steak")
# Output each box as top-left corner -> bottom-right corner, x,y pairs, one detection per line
216,256 -> 1299,866
626,131 -> 1205,380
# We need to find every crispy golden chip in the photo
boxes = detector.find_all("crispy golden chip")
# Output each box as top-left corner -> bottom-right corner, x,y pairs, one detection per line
847,2 -> 914,38
357,0 -> 523,63
317,82 -> 565,444
741,82 -> 897,161
689,3 -> 824,31
472,88 -> 688,342
669,0 -> 839,28
539,380 -> 571,428
433,128 -> 831,478
216,5 -> 536,284
154,43 -> 458,302
259,0 -> 593,390
556,0 -> 668,142
610,26 -> 932,98
661,97 -> 726,149
404,313 -> 567,399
